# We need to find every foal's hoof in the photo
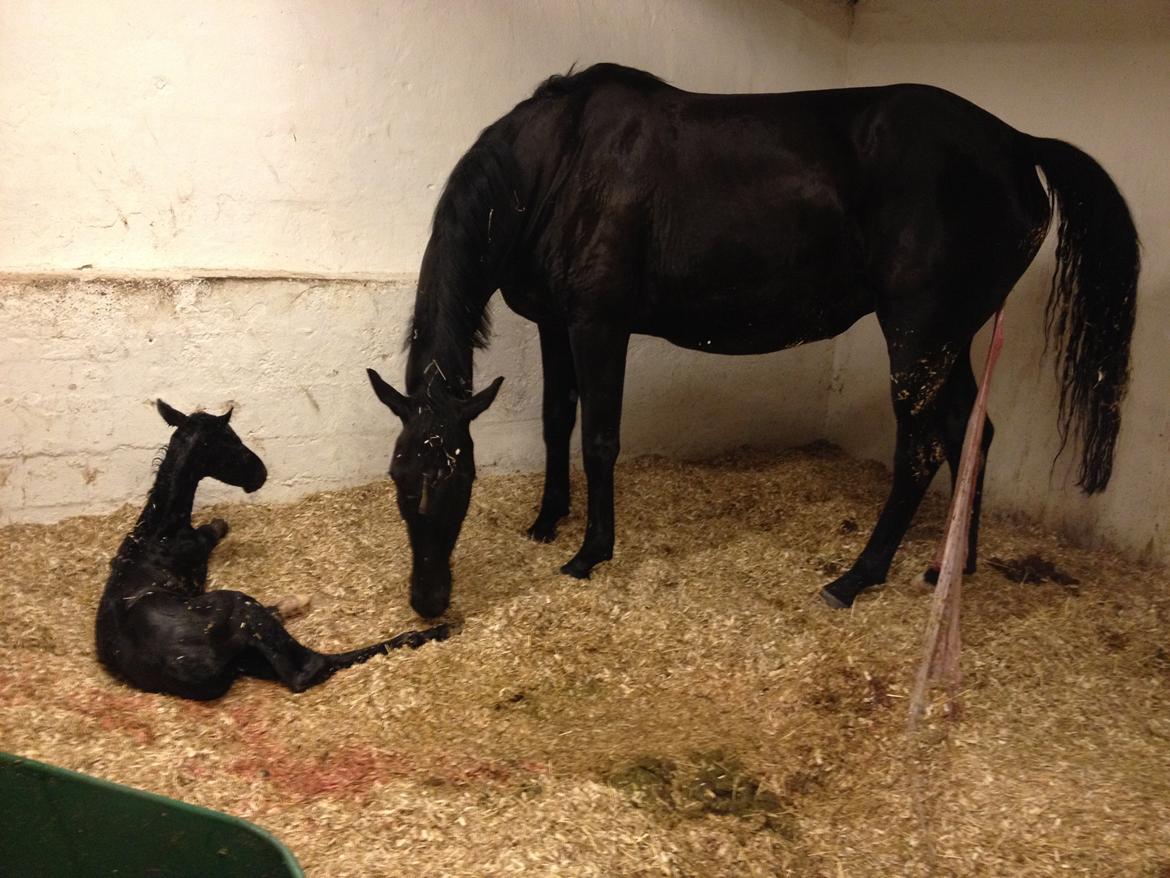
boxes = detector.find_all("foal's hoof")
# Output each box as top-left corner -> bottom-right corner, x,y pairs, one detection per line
432,619 -> 464,640
271,594 -> 312,621
208,518 -> 230,539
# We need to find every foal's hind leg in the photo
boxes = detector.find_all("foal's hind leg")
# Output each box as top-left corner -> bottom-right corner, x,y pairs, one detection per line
821,342 -> 959,608
212,591 -> 451,693
187,591 -> 327,690
528,323 -> 579,543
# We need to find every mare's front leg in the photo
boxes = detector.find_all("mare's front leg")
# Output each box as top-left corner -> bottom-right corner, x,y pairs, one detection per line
561,323 -> 629,579
527,322 -> 579,542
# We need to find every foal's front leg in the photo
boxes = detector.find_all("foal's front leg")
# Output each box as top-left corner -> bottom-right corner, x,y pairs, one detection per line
195,518 -> 229,551
561,323 -> 629,579
183,518 -> 231,590
528,323 -> 579,543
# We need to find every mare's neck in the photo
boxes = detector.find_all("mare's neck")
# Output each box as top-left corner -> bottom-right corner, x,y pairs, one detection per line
405,236 -> 492,401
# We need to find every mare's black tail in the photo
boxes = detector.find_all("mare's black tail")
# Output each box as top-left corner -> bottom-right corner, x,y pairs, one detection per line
1031,136 -> 1139,493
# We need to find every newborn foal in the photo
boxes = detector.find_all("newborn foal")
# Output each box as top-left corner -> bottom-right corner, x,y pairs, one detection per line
96,401 -> 452,700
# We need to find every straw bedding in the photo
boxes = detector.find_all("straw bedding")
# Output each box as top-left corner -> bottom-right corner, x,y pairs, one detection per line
2,444 -> 1168,876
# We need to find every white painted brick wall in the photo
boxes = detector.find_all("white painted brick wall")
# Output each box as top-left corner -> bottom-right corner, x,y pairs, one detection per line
0,275 -> 833,524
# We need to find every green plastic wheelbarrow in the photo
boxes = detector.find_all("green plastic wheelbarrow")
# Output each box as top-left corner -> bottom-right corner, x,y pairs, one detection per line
0,752 -> 303,877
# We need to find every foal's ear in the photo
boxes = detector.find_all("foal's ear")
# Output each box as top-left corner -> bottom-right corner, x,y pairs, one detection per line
366,368 -> 412,421
462,376 -> 505,421
217,406 -> 233,425
156,399 -> 188,428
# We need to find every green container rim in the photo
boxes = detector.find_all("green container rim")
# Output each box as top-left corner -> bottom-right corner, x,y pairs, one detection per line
0,751 -> 305,878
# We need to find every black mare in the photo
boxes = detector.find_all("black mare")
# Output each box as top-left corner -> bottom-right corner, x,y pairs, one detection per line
95,401 -> 452,700
368,64 -> 1138,618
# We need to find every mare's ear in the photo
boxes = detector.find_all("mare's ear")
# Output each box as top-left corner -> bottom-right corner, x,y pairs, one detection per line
462,376 -> 504,421
366,368 -> 412,421
218,406 -> 234,424
156,399 -> 188,428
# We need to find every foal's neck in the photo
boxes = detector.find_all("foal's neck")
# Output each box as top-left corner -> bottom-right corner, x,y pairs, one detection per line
134,437 -> 202,537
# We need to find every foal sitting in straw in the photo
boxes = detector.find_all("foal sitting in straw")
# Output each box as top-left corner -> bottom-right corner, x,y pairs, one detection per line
96,401 -> 453,700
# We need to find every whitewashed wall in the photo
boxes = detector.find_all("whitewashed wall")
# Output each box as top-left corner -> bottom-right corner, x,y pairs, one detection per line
0,0 -> 848,274
0,274 -> 835,522
3,1 -> 1167,566
0,1 -> 848,523
824,0 -> 1170,563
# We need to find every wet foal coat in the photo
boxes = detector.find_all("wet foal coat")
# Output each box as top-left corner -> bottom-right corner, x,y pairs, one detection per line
96,402 -> 451,700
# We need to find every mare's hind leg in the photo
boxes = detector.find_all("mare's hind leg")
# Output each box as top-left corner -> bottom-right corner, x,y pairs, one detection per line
820,341 -> 960,609
561,323 -> 630,579
528,322 -> 579,543
924,353 -> 995,583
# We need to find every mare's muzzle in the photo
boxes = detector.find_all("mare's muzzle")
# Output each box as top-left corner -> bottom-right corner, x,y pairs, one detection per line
410,560 -> 452,619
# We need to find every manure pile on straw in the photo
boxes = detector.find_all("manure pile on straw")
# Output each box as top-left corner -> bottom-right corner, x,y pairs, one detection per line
2,444 -> 1168,877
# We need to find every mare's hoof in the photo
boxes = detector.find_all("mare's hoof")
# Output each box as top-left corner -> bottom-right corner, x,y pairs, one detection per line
560,559 -> 592,579
527,521 -> 558,543
921,561 -> 977,587
208,518 -> 230,539
561,551 -> 609,580
818,587 -> 850,609
820,571 -> 881,609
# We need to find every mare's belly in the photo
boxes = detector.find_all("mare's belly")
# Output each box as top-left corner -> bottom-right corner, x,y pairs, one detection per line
636,278 -> 873,355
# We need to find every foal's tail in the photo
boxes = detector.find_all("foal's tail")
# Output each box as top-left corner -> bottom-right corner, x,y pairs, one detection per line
1031,136 -> 1139,493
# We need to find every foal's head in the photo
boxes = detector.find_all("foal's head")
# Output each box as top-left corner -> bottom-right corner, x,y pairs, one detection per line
366,369 -> 503,619
156,400 -> 268,493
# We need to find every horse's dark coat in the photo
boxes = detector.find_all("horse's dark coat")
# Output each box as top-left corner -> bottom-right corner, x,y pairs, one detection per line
95,402 -> 451,700
369,64 -> 1138,617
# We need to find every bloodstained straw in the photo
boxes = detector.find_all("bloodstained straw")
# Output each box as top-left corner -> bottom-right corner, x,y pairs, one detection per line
907,309 -> 1006,729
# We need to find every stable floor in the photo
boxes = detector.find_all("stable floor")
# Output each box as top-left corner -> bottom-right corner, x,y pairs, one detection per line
2,445 -> 1168,877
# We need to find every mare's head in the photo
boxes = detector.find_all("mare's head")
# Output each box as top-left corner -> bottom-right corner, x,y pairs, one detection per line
156,400 -> 268,493
366,368 -> 503,619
